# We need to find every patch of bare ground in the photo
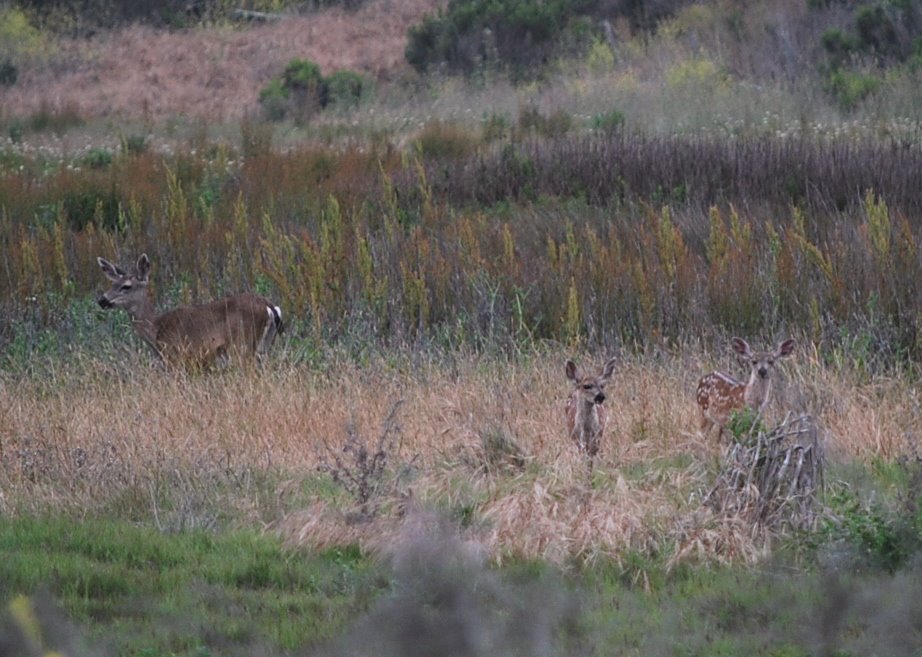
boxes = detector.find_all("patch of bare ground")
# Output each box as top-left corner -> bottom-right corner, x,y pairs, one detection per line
0,0 -> 442,121
0,350 -> 914,568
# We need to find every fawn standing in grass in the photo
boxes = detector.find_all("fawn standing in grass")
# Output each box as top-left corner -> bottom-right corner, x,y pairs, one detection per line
696,337 -> 795,439
565,357 -> 618,458
97,254 -> 283,370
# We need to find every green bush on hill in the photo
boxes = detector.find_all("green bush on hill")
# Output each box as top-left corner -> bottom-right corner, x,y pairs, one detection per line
405,0 -> 696,79
259,58 -> 370,122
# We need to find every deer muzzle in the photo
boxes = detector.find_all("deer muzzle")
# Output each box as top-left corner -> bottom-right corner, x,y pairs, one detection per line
594,392 -> 606,404
98,296 -> 113,308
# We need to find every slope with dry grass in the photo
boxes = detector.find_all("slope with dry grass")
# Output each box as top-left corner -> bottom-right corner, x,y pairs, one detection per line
0,0 -> 442,121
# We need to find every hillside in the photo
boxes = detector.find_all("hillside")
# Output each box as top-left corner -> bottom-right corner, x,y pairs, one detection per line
0,0 -> 442,121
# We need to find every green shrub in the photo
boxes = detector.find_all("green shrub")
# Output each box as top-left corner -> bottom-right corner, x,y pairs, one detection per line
258,78 -> 290,121
481,113 -> 509,142
259,59 -> 368,121
0,58 -> 16,86
325,69 -> 370,108
120,134 -> 149,156
60,186 -> 122,231
726,406 -> 767,443
283,58 -> 325,95
822,482 -> 922,573
821,28 -> 859,64
81,147 -> 113,170
825,69 -> 881,110
591,109 -> 625,135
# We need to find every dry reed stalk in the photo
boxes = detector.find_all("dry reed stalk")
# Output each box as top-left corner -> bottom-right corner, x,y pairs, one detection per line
704,414 -> 824,532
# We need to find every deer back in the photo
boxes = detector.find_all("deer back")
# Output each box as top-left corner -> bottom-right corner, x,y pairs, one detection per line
696,371 -> 747,425
155,293 -> 280,365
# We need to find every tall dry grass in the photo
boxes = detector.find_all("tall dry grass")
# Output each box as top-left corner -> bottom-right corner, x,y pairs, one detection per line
1,346 -> 915,568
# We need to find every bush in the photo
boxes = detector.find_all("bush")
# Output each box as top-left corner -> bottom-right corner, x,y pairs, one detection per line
325,69 -> 370,108
120,134 -> 149,156
259,59 -> 369,121
81,148 -> 113,169
725,406 -> 767,444
825,69 -> 881,110
822,475 -> 922,573
0,58 -> 16,87
61,187 -> 122,231
591,109 -> 625,135
405,0 -> 694,78
258,78 -> 290,121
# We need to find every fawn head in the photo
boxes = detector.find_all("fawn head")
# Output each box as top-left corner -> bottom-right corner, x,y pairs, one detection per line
566,358 -> 617,406
565,357 -> 617,457
97,254 -> 151,313
732,337 -> 795,381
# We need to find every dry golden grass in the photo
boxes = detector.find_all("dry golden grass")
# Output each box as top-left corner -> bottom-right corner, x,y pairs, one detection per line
0,346 -> 915,567
0,0 -> 442,121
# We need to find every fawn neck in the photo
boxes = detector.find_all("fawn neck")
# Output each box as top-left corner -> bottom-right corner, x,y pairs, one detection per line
742,369 -> 772,411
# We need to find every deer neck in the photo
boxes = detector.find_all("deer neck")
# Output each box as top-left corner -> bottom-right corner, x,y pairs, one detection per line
743,372 -> 772,411
125,294 -> 161,353
575,396 -> 601,436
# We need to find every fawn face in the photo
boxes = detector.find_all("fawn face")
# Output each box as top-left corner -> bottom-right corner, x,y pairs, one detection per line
565,357 -> 617,456
697,337 -> 795,437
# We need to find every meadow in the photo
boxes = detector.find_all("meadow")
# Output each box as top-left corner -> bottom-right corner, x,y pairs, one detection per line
3,0 -> 922,654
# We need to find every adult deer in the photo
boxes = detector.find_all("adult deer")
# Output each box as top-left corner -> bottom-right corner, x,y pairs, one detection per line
97,254 -> 283,369
696,337 -> 795,439
565,357 -> 617,457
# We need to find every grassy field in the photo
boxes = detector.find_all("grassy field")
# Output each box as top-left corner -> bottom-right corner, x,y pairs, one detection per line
3,0 -> 922,654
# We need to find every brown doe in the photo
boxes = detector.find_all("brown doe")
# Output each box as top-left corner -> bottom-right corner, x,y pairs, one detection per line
97,254 -> 283,369
565,357 -> 617,457
696,337 -> 795,439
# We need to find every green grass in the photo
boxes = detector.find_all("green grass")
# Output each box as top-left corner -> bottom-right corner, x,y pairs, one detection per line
0,517 -> 384,656
3,514 -> 922,656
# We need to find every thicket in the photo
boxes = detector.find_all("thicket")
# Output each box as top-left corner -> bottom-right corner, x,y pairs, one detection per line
405,0 -> 696,78
2,130 -> 922,368
260,58 -> 370,122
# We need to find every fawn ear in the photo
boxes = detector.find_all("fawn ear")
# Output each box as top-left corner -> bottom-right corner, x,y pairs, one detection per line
136,254 -> 151,282
565,360 -> 579,382
98,257 -> 126,281
731,337 -> 752,357
776,339 -> 795,358
600,357 -> 617,382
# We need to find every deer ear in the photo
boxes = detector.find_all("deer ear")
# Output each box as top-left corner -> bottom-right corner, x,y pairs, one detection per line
600,357 -> 617,382
565,360 -> 579,381
731,337 -> 752,357
98,257 -> 126,281
776,339 -> 795,358
136,254 -> 151,282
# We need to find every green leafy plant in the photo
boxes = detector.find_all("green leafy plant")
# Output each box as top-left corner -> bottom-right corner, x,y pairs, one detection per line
325,69 -> 370,108
81,147 -> 113,170
726,406 -> 767,443
591,109 -> 625,135
0,58 -> 16,87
